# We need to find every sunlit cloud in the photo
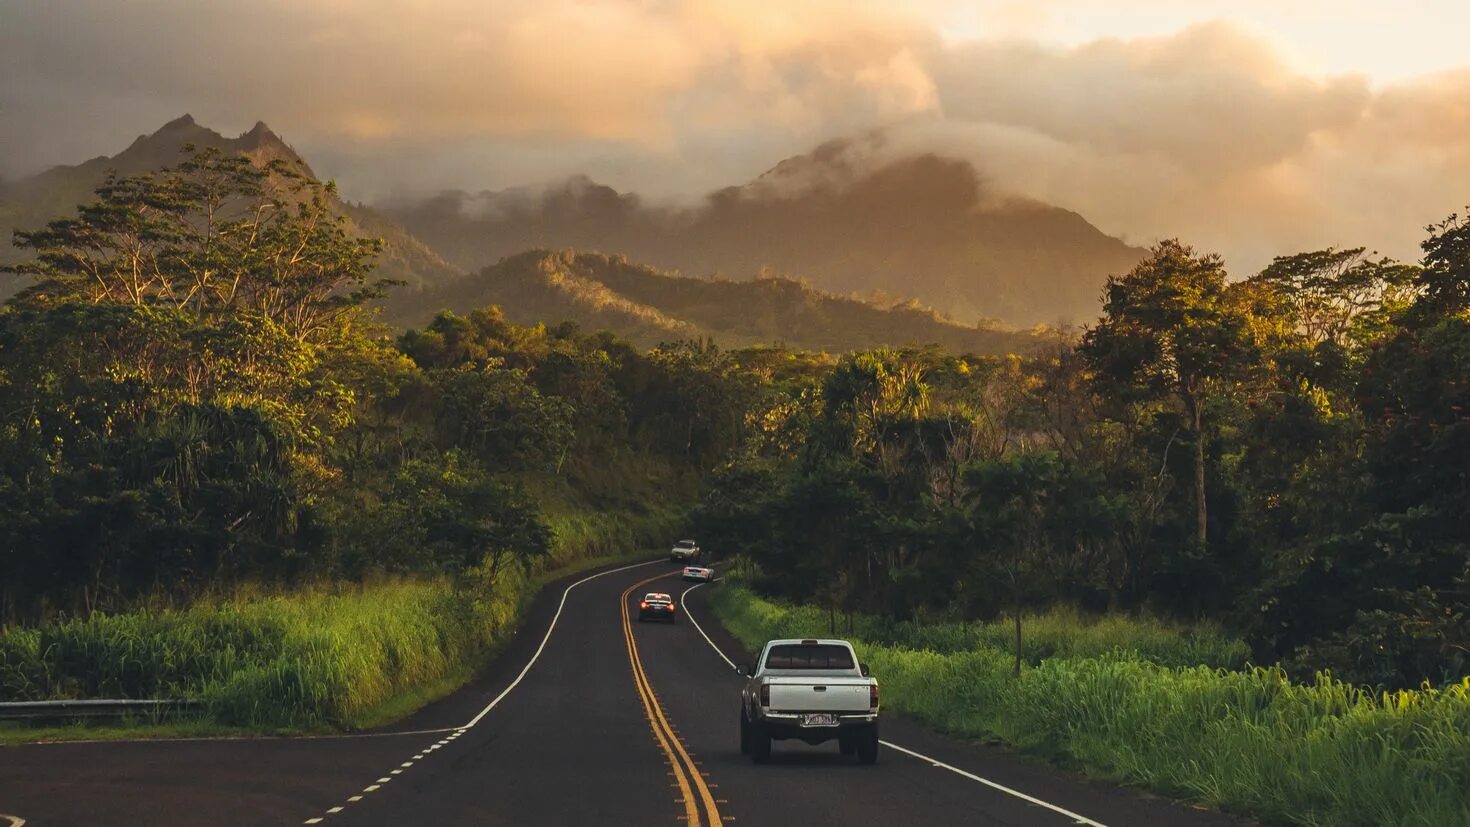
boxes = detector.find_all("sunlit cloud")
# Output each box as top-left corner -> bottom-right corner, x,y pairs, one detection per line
2,0 -> 1469,273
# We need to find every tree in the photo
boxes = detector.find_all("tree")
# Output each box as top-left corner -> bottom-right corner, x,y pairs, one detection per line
427,363 -> 574,472
1415,211 -> 1470,319
962,452 -> 1064,676
6,146 -> 386,342
1081,241 -> 1255,547
0,147 -> 395,617
1249,248 -> 1418,351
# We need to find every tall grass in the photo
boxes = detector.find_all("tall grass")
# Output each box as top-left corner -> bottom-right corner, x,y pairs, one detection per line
709,585 -> 1470,826
0,502 -> 678,732
0,575 -> 522,728
714,588 -> 1249,669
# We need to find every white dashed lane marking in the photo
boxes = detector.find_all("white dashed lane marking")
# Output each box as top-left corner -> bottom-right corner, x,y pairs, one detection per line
298,559 -> 663,824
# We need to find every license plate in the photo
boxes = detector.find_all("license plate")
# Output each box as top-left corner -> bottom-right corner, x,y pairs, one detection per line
800,713 -> 838,727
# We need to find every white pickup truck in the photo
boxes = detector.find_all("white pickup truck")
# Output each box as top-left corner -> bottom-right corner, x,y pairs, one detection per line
670,539 -> 702,563
738,638 -> 879,764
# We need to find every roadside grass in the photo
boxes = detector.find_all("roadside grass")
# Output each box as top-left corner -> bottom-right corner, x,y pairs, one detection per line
0,502 -> 672,744
720,594 -> 1249,670
709,584 -> 1470,827
0,720 -> 261,744
0,577 -> 523,731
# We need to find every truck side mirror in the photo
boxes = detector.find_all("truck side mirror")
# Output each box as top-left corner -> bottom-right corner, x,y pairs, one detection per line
860,663 -> 871,677
738,663 -> 752,676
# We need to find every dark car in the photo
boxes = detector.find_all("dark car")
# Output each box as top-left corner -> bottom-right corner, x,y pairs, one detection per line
638,592 -> 677,623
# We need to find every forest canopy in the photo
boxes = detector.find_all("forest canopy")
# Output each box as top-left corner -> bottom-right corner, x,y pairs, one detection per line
3,148 -> 1467,690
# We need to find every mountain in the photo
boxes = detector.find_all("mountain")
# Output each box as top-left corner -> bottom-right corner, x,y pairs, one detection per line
391,249 -> 1043,354
0,115 -> 461,301
381,135 -> 1145,327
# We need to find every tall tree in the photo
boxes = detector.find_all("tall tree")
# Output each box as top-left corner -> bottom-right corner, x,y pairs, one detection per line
1081,240 -> 1255,547
6,146 -> 385,343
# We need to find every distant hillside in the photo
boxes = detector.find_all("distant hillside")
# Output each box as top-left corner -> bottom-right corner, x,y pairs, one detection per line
382,135 -> 1144,327
393,249 -> 1042,354
0,115 -> 461,301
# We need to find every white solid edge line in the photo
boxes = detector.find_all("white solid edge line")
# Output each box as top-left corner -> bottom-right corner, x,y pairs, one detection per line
461,558 -> 663,729
680,583 -> 736,671
677,582 -> 1109,827
878,741 -> 1107,827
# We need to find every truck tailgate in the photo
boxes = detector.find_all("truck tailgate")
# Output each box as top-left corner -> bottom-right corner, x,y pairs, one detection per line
766,677 -> 871,712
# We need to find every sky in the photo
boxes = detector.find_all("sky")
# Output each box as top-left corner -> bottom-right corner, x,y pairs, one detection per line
2,0 -> 1469,273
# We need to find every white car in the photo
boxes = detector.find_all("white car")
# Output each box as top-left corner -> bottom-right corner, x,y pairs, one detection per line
681,565 -> 714,582
670,539 -> 701,563
738,639 -> 879,764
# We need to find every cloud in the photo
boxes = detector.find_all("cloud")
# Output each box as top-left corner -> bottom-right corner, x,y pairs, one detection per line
906,23 -> 1470,269
0,0 -> 937,169
2,2 -> 1469,272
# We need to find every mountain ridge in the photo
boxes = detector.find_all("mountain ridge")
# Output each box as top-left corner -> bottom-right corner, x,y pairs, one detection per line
392,249 -> 1044,355
0,116 -> 461,300
382,135 -> 1145,326
5,116 -> 1115,354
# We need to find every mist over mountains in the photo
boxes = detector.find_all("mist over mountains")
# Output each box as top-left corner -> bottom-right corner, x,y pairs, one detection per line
382,135 -> 1145,327
2,116 -> 1144,350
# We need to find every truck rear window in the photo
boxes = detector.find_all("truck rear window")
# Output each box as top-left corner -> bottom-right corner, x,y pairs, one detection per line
764,644 -> 855,670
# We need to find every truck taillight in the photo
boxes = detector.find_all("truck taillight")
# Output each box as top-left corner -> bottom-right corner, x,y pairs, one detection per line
869,683 -> 879,709
759,684 -> 770,706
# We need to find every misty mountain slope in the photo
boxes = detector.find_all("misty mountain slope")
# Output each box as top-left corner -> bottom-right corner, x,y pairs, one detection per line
382,137 -> 1145,326
0,115 -> 461,300
392,249 -> 1042,354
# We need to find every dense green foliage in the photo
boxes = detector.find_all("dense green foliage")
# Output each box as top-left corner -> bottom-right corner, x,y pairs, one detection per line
697,225 -> 1470,690
0,150 -> 743,624
710,584 -> 1470,827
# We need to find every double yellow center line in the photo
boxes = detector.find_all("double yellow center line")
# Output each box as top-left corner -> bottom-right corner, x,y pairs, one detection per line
620,573 -> 724,826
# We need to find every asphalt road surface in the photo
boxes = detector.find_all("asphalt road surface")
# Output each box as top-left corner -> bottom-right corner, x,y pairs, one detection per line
0,559 -> 1247,826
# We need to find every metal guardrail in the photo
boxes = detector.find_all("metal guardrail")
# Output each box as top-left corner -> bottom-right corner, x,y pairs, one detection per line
0,699 -> 204,720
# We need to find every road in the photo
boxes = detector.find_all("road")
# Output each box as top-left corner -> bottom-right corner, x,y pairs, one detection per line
0,559 -> 1246,826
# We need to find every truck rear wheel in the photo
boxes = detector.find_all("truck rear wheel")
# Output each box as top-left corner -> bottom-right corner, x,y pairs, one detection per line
739,711 -> 751,755
751,723 -> 771,764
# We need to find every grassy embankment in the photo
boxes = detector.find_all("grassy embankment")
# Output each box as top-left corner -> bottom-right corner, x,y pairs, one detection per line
0,496 -> 682,742
708,583 -> 1470,827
